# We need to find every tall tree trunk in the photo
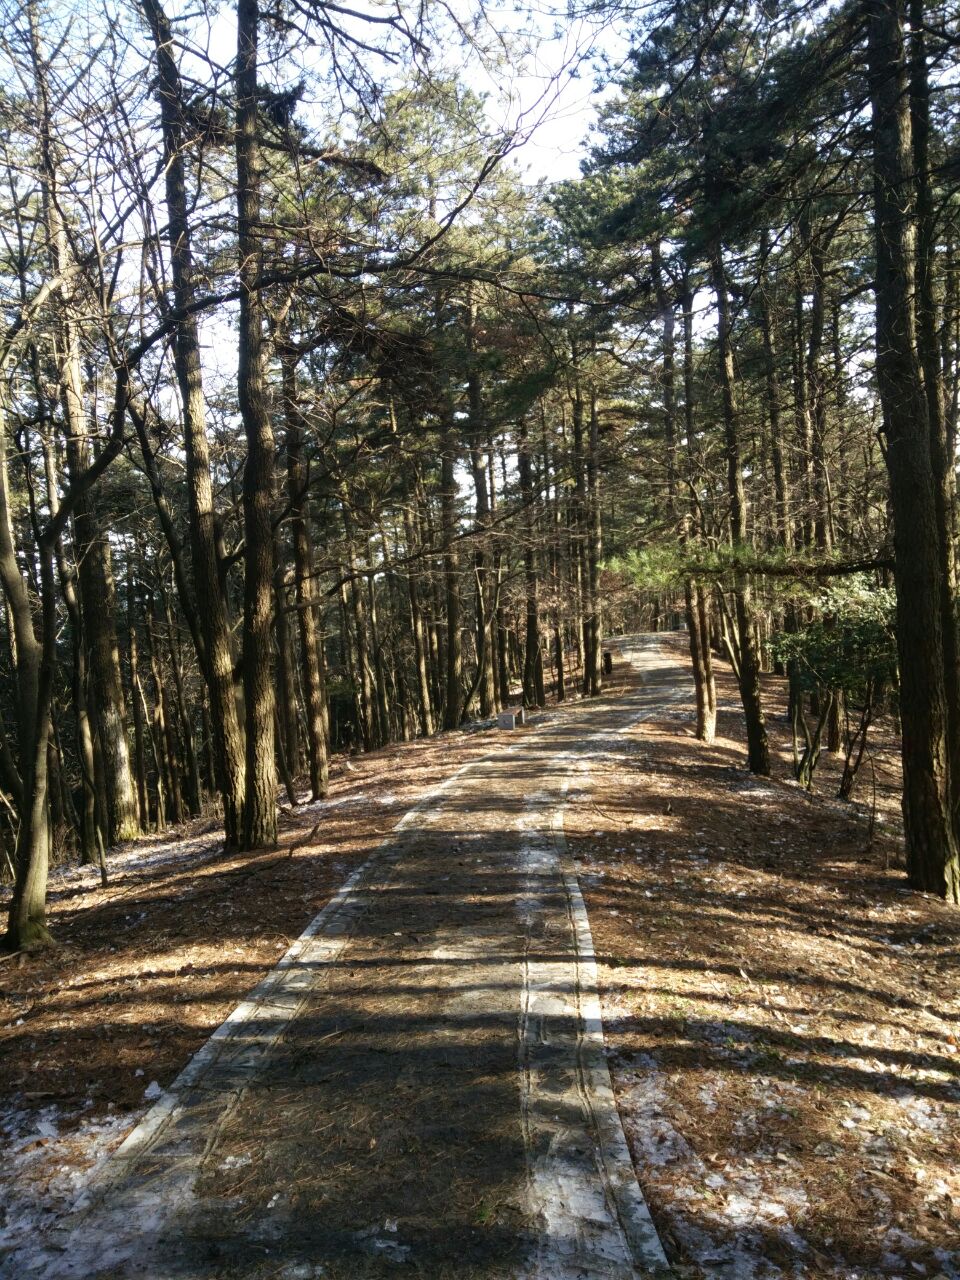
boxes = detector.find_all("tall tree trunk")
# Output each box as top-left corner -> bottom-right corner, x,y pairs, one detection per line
488,442 -> 510,708
29,4 -> 138,845
682,272 -> 717,741
0,395 -> 52,950
832,300 -> 851,547
868,0 -> 960,900
571,367 -> 589,691
792,256 -> 816,550
128,573 -> 150,830
366,555 -> 391,745
466,298 -> 496,718
909,0 -> 960,823
805,230 -> 845,752
337,579 -> 359,751
468,441 -> 496,719
417,490 -> 444,715
147,593 -> 183,826
584,390 -> 603,696
236,0 -> 277,848
142,0 -> 246,846
806,232 -> 835,556
78,517 -> 138,844
41,431 -> 98,862
657,245 -> 715,738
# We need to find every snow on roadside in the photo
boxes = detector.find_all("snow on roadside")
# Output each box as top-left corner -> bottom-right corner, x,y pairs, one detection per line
294,790 -> 366,814
0,1097 -> 140,1258
41,827 -> 225,905
31,786 -> 380,908
617,1054 -> 806,1279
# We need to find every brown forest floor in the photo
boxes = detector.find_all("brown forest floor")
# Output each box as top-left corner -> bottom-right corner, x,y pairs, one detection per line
1,636 -> 959,1279
568,635 -> 960,1279
0,725 -> 497,1253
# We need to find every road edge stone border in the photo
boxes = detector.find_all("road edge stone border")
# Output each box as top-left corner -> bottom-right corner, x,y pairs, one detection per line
554,765 -> 672,1278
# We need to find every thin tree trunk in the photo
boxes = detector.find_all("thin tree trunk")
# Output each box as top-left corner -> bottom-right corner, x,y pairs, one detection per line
488,443 -> 509,708
282,352 -> 329,797
367,557 -> 391,746
793,258 -> 816,549
441,411 -> 462,728
518,418 -> 545,708
584,390 -> 603,697
139,660 -> 166,833
161,581 -> 202,816
679,273 -> 717,741
759,232 -> 792,547
273,558 -> 301,783
147,593 -> 183,826
128,573 -> 150,830
466,298 -> 496,718
711,245 -> 770,775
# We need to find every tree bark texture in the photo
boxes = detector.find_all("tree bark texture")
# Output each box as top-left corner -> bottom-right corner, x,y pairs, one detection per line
869,0 -> 960,900
236,0 -> 277,848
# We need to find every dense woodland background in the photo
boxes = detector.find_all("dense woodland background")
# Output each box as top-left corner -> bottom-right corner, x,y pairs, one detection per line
2,0 -> 959,952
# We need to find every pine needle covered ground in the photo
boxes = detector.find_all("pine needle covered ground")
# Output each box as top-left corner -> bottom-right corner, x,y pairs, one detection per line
2,637 -> 957,1278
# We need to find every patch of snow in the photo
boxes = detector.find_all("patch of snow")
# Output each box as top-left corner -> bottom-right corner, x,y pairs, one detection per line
35,1115 -> 59,1141
220,1153 -> 252,1169
897,1097 -> 944,1135
729,778 -> 779,799
698,1083 -> 721,1114
0,1099 -> 138,1263
299,791 -> 366,813
616,1056 -> 814,1278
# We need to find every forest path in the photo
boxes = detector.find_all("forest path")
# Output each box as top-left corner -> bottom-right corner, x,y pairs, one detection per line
18,637 -> 683,1280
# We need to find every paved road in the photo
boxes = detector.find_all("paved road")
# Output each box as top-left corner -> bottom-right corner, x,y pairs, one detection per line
14,636 -> 685,1280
